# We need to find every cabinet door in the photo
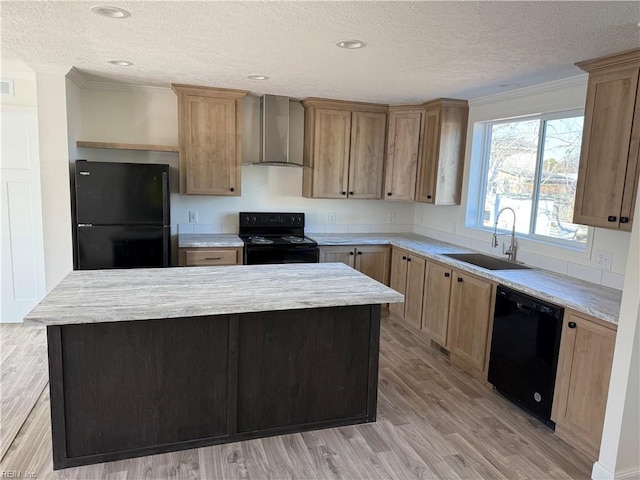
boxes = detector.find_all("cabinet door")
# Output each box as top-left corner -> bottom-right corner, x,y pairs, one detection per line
422,261 -> 453,348
354,246 -> 390,285
449,271 -> 493,373
183,95 -> 241,195
318,246 -> 355,267
384,110 -> 423,201
552,312 -> 616,459
620,83 -> 640,231
389,248 -> 408,317
415,108 -> 440,203
574,67 -> 639,228
403,255 -> 426,330
348,112 -> 387,199
312,109 -> 352,199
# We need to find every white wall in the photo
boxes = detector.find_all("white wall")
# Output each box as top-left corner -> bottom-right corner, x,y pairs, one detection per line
0,58 -> 37,107
33,66 -> 74,291
593,195 -> 640,480
414,75 -> 631,290
75,86 -> 414,265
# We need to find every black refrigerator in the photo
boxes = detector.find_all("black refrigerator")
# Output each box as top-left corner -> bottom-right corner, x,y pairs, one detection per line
73,160 -> 170,270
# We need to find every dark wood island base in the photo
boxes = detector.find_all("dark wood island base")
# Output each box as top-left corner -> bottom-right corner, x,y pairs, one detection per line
47,304 -> 381,469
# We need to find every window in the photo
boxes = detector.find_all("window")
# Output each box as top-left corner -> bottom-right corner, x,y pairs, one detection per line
474,110 -> 588,246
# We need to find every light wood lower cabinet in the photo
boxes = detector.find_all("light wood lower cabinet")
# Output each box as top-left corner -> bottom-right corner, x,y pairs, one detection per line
421,261 -> 453,348
319,245 -> 390,285
552,311 -> 617,460
179,247 -> 242,266
389,248 -> 426,330
447,271 -> 495,376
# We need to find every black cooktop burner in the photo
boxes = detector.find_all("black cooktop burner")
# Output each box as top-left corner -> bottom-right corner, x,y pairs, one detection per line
282,236 -> 313,244
247,236 -> 274,245
242,235 -> 316,246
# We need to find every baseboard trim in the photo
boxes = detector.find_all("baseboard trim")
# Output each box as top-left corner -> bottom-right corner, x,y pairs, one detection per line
592,462 -> 640,480
593,462 -> 615,480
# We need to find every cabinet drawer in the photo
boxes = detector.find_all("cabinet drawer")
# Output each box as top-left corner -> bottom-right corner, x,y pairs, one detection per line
184,249 -> 239,266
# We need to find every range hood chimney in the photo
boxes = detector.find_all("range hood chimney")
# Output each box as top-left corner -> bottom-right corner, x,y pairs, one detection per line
249,94 -> 304,167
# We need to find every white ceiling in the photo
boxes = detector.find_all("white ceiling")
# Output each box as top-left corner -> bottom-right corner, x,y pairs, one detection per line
2,1 -> 639,103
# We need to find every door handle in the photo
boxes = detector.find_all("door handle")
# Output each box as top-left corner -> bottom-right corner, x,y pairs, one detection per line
607,215 -> 617,222
620,217 -> 629,223
457,277 -> 463,282
444,272 -> 450,277
387,192 -> 392,196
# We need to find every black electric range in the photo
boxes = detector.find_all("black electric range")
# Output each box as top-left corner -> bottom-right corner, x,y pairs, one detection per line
239,212 -> 319,265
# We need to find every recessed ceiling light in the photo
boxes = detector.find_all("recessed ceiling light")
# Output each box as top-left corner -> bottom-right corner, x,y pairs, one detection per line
336,40 -> 365,49
247,74 -> 269,80
107,60 -> 133,66
90,5 -> 131,18
499,82 -> 521,88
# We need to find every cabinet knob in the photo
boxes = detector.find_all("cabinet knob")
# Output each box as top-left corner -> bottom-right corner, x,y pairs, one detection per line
357,251 -> 362,255
230,187 -> 235,192
607,216 -> 617,222
427,195 -> 432,199
444,272 -> 450,277
620,217 -> 629,224
568,321 -> 577,329
407,257 -> 412,262
349,251 -> 354,256
387,192 -> 392,196
402,256 -> 406,260
349,191 -> 354,195
457,277 -> 463,283
341,191 -> 347,196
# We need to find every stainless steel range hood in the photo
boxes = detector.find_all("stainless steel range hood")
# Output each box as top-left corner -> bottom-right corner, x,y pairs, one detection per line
245,94 -> 305,167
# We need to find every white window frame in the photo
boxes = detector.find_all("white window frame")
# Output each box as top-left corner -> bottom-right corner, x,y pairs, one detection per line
470,108 -> 591,252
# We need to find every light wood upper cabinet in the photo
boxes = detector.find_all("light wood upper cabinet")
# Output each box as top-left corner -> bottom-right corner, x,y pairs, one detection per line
308,109 -> 352,198
389,247 -> 426,330
422,261 -> 453,349
349,112 -> 388,199
552,311 -> 616,460
448,271 -> 494,375
319,245 -> 390,285
384,108 -> 424,201
415,99 -> 469,205
172,84 -> 247,196
573,49 -> 640,231
303,98 -> 387,199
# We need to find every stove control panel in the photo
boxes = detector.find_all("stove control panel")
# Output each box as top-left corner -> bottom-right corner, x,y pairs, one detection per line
239,212 -> 305,228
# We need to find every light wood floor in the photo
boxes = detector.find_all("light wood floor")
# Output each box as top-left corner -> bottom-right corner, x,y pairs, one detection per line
0,317 -> 592,479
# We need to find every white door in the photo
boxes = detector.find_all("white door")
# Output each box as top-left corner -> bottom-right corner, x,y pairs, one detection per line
0,105 -> 46,322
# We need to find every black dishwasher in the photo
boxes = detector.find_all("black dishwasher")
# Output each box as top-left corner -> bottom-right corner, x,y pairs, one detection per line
488,286 -> 564,428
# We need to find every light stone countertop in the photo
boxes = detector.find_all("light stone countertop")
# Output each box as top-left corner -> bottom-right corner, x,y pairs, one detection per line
23,263 -> 404,327
178,234 -> 243,248
307,233 -> 622,326
174,232 -> 622,325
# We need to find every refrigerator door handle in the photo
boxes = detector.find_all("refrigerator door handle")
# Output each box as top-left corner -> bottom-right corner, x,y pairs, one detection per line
162,171 -> 169,226
163,228 -> 170,267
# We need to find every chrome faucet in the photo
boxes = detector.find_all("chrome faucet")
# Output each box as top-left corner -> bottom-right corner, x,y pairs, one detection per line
492,207 -> 517,262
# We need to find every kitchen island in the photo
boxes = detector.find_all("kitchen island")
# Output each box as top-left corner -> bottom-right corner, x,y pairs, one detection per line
24,263 -> 403,470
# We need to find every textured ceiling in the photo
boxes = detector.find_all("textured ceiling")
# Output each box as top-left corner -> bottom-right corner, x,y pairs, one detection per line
2,1 -> 639,103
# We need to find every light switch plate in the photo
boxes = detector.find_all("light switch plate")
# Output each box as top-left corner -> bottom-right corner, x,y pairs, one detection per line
189,210 -> 198,223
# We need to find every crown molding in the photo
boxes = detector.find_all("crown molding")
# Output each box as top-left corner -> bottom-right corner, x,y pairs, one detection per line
469,74 -> 588,107
27,63 -> 73,76
82,80 -> 175,95
66,68 -> 86,88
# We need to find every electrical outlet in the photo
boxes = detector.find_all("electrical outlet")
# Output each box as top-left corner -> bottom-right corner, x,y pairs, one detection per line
388,213 -> 396,224
188,210 -> 198,223
328,212 -> 336,224
595,249 -> 613,271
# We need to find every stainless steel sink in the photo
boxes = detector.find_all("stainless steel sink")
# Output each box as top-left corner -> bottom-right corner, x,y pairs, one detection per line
442,253 -> 532,270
